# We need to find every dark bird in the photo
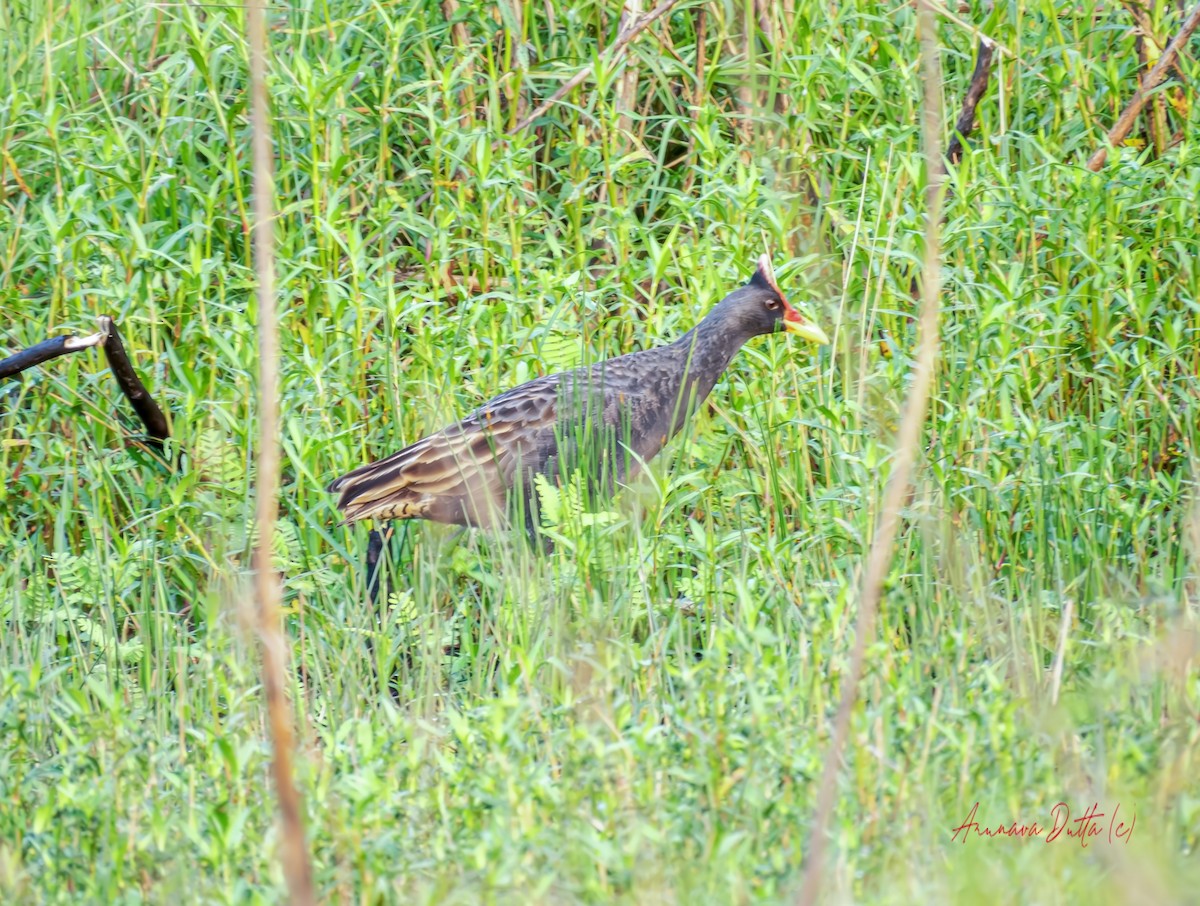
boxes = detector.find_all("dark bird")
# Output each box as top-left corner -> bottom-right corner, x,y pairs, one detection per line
329,255 -> 828,532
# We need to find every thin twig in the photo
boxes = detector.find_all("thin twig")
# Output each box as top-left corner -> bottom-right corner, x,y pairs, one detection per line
614,0 -> 644,140
412,0 -> 681,210
796,3 -> 945,903
923,0 -> 1015,58
504,0 -> 529,128
1086,1 -> 1200,171
245,0 -> 316,903
1125,2 -> 1170,156
511,0 -> 683,134
681,6 -> 706,193
1123,0 -> 1192,83
736,3 -> 754,148
946,39 -> 995,165
441,0 -> 476,124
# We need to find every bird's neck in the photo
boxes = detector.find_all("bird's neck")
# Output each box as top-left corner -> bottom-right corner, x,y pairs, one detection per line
669,305 -> 755,405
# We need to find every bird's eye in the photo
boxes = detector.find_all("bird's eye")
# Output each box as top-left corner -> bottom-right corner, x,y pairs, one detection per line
765,299 -> 779,310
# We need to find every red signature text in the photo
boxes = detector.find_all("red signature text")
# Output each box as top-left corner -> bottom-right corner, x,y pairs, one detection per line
950,801 -> 1135,847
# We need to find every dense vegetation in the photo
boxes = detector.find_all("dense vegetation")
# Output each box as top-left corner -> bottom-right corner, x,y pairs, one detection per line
2,0 -> 1198,901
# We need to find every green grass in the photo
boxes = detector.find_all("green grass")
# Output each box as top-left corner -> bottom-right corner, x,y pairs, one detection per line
2,0 -> 1199,902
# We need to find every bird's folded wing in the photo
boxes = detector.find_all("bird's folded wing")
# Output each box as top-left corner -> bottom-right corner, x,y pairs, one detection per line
328,377 -> 561,524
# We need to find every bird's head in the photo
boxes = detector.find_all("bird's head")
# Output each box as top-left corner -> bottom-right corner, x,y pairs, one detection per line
741,253 -> 830,345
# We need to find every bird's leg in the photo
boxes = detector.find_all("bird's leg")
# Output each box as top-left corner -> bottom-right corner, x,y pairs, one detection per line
517,485 -> 555,553
525,513 -> 554,553
365,527 -> 391,607
364,525 -> 406,704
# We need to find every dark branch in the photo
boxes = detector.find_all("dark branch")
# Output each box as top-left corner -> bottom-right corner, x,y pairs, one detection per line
0,329 -> 108,380
946,39 -> 996,165
97,316 -> 170,450
906,37 -> 996,298
1,316 -> 171,454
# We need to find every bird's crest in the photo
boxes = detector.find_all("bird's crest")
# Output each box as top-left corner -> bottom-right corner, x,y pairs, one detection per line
749,253 -> 783,298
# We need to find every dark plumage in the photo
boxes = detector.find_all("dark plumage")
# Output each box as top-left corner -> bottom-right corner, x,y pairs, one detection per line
329,255 -> 828,530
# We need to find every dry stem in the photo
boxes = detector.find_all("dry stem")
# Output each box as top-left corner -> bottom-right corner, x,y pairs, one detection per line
795,3 -> 945,902
245,0 -> 316,902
